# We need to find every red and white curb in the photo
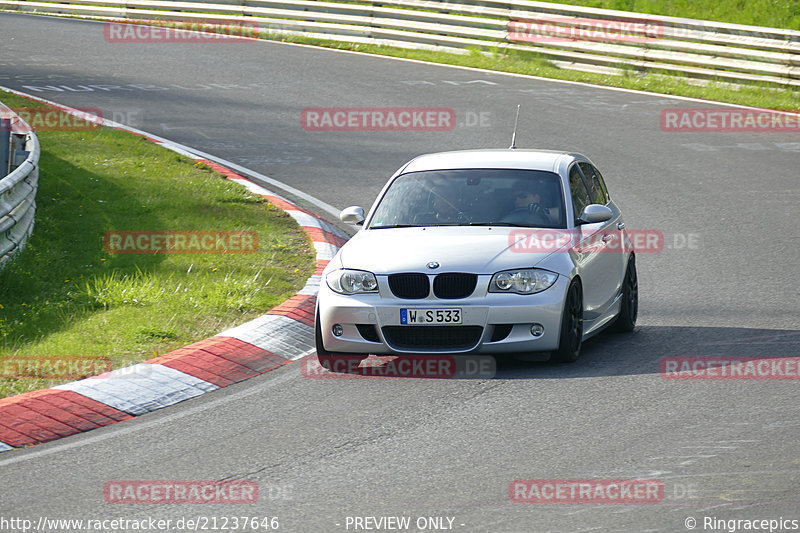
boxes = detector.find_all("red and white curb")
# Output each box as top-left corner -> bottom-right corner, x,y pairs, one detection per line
0,88 -> 349,452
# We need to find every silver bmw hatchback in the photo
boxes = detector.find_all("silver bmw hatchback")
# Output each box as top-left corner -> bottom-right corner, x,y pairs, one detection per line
315,149 -> 638,367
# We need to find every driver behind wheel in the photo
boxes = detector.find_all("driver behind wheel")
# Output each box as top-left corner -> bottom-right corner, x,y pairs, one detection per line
514,188 -> 541,210
501,179 -> 558,226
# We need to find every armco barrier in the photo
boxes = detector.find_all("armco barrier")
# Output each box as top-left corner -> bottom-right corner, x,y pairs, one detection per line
0,0 -> 798,86
0,104 -> 38,272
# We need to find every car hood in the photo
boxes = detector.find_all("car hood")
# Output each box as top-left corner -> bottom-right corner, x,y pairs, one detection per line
338,227 -> 571,274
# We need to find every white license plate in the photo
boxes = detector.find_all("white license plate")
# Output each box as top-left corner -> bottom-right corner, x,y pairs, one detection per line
400,308 -> 462,325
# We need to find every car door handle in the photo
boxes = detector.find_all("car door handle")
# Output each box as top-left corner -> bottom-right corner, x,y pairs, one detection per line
602,234 -> 613,243
617,222 -> 625,230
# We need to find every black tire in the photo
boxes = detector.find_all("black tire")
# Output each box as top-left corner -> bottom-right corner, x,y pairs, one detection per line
610,255 -> 638,333
315,308 -> 367,372
551,280 -> 584,363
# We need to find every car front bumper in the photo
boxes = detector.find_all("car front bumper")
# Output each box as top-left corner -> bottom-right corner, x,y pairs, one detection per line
317,274 -> 569,355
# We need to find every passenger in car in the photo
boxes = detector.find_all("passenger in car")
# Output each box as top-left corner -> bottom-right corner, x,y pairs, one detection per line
411,182 -> 462,224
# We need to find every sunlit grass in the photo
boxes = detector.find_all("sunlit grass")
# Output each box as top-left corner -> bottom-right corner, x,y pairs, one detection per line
0,91 -> 315,398
534,0 -> 800,31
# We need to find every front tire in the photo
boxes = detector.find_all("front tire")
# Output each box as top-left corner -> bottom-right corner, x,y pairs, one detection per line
610,255 -> 637,333
551,280 -> 583,363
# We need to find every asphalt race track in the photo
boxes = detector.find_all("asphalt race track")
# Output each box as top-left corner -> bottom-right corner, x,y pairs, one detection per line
1,12 -> 799,533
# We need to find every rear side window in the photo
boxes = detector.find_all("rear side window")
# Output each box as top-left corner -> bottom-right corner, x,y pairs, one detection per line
578,162 -> 609,205
568,165 -> 591,220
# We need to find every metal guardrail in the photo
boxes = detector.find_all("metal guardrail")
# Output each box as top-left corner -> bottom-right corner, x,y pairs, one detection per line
1,0 -> 798,86
0,105 -> 39,272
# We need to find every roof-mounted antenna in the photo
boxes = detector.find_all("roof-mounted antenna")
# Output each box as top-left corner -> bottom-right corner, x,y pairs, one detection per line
509,104 -> 521,150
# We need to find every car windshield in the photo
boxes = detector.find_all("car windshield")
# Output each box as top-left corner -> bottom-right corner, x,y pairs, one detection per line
367,169 -> 566,229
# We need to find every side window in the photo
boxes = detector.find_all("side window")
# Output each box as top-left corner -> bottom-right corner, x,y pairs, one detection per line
578,162 -> 609,205
568,165 -> 592,221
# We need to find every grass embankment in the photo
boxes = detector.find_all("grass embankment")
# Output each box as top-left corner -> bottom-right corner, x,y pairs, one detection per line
0,91 -> 315,399
535,0 -> 800,31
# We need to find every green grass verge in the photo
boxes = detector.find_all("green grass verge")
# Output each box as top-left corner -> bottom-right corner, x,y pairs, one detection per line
0,90 -> 315,399
534,0 -> 800,31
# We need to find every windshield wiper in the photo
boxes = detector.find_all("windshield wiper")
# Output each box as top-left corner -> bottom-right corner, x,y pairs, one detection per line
370,224 -> 424,229
372,222 -> 535,229
468,222 -> 532,227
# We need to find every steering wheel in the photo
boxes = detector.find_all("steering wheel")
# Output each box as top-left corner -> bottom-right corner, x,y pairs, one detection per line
502,202 -> 550,225
528,202 -> 546,219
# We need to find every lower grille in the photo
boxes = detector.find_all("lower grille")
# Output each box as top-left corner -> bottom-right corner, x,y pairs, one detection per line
382,326 -> 483,350
490,324 -> 513,342
356,324 -> 380,343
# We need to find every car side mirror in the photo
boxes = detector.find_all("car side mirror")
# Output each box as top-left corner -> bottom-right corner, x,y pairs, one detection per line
340,206 -> 365,225
577,204 -> 613,225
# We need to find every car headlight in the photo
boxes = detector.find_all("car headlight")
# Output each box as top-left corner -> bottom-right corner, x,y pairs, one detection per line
326,269 -> 379,295
489,269 -> 558,295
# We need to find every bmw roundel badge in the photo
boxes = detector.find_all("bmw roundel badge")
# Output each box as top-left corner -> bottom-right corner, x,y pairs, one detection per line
427,262 -> 440,269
